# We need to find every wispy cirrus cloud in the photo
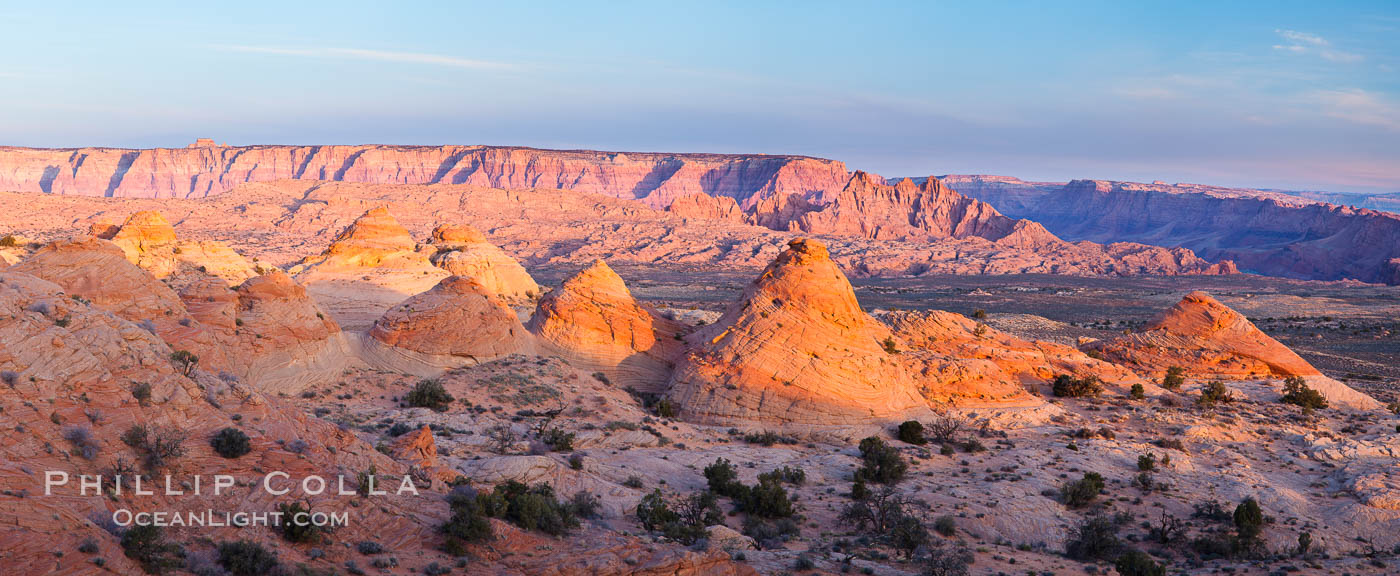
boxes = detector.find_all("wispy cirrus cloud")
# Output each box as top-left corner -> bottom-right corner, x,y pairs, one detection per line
1313,89 -> 1400,131
210,45 -> 515,70
1272,29 -> 1363,62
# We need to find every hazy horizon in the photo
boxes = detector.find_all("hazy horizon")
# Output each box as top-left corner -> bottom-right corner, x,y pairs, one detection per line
2,1 -> 1397,194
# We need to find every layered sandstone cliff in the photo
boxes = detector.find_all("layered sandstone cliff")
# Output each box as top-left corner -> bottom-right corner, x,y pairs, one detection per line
945,175 -> 1400,284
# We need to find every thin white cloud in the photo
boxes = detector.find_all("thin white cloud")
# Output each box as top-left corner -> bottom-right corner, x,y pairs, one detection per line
1272,29 -> 1363,62
1277,29 -> 1328,46
1313,89 -> 1400,131
211,45 -> 514,70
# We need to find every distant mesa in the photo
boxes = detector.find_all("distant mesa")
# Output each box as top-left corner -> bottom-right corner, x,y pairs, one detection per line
666,238 -> 929,427
527,259 -> 683,392
1086,291 -> 1380,409
371,275 -> 532,360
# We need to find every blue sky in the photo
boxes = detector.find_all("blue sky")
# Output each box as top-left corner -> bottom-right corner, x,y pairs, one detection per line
1,1 -> 1398,193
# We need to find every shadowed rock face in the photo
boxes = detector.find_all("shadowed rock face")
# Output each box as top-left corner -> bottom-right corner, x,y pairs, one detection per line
1086,291 -> 1379,409
527,260 -> 683,392
667,238 -> 929,427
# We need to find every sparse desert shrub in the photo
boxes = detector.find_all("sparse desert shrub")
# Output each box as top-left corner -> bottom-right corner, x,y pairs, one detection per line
121,524 -> 184,574
131,382 -> 153,405
355,541 -> 383,555
793,555 -> 816,571
63,425 -> 100,460
742,516 -> 801,549
1280,376 -> 1328,410
759,465 -> 806,486
486,424 -> 517,454
890,513 -> 929,559
971,308 -> 987,319
1388,401 -> 1400,415
590,371 -> 611,385
386,422 -> 414,437
635,489 -> 679,532
277,501 -> 321,543
1064,514 -> 1122,561
0,234 -> 17,247
922,538 -> 975,576
217,540 -> 280,576
1160,366 -> 1186,391
423,562 -> 451,576
667,491 -> 724,544
882,336 -> 900,354
653,397 -> 677,418
1233,497 -> 1264,541
442,487 -> 493,555
742,430 -> 796,446
1197,380 -> 1234,407
1129,382 -> 1146,400
704,457 -> 742,497
483,481 -> 579,536
1052,374 -> 1103,398
170,350 -> 199,376
896,420 -> 927,445
737,475 -> 795,518
285,439 -> 309,454
1137,453 -> 1157,472
405,379 -> 454,412
122,424 -> 187,471
568,453 -> 584,470
567,490 -> 600,519
622,475 -> 644,489
210,428 -> 251,459
538,427 -> 575,452
1059,472 -> 1105,509
0,370 -> 18,387
1114,549 -> 1166,576
856,436 -> 908,485
933,515 -> 957,536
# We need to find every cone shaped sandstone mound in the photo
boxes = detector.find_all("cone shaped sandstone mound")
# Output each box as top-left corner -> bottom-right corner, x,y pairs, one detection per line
878,309 -> 1147,402
108,210 -> 258,288
428,223 -> 540,301
667,239 -> 930,426
371,275 -> 532,360
1087,291 -> 1379,409
527,259 -> 683,391
293,206 -> 448,329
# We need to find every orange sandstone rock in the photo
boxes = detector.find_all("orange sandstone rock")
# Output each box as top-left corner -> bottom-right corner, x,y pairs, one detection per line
370,275 -> 531,359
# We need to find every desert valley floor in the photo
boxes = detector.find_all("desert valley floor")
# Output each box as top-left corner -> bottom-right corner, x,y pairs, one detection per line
0,168 -> 1398,576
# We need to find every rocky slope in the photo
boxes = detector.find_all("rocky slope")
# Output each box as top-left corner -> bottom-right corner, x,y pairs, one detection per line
1085,291 -> 1380,409
944,175 -> 1400,284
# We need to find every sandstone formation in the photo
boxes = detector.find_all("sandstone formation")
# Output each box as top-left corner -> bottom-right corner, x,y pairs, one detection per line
1086,291 -> 1380,409
667,239 -> 929,426
0,270 -> 424,575
527,260 -> 683,392
10,236 -> 195,331
292,206 -> 448,329
945,175 -> 1400,284
0,145 -> 1239,282
429,223 -> 540,301
107,210 -> 258,287
370,275 -> 532,360
878,309 -> 1148,402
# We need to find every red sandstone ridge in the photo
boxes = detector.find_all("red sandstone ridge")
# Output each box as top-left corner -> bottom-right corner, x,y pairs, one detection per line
666,239 -> 929,427
0,144 -> 1238,281
527,260 -> 684,392
369,275 -> 533,361
781,173 -> 1058,249
1085,291 -> 1379,409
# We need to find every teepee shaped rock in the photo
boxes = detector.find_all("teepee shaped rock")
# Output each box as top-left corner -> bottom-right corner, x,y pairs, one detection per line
666,239 -> 927,426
